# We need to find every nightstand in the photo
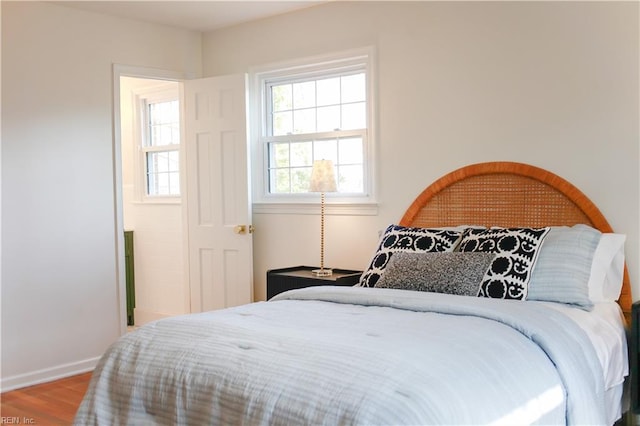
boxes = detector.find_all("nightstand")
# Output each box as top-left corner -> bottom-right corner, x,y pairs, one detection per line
266,266 -> 362,300
632,301 -> 640,413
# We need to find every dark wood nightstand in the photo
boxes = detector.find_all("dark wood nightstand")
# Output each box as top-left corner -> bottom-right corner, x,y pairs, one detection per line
632,301 -> 640,413
266,266 -> 362,300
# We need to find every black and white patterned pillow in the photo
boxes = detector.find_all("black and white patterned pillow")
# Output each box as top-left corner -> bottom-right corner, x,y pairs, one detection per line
458,227 -> 550,300
358,224 -> 462,287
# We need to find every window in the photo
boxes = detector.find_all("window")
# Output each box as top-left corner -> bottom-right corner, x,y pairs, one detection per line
143,99 -> 180,196
134,84 -> 181,201
251,47 -> 376,210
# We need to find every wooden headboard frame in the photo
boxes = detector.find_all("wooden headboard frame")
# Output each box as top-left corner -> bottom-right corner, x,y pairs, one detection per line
399,161 -> 631,321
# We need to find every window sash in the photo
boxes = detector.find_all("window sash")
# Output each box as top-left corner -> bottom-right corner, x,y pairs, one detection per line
145,148 -> 180,197
265,131 -> 366,195
143,145 -> 180,197
264,68 -> 367,138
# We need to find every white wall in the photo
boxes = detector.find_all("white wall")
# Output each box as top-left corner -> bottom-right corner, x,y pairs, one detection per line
1,1 -> 201,390
202,1 -> 639,303
120,77 -> 188,325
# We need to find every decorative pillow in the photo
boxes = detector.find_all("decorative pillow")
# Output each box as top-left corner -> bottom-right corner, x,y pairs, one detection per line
588,233 -> 626,303
458,227 -> 550,300
358,224 -> 462,287
527,225 -> 600,309
374,252 -> 495,296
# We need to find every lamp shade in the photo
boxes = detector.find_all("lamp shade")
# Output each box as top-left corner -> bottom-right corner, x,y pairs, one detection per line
309,160 -> 337,193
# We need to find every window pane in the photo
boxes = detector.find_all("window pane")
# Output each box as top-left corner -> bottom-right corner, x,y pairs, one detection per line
272,84 -> 292,112
148,100 -> 179,147
168,151 -> 179,170
291,167 -> 312,193
293,108 -> 316,134
313,139 -> 338,163
290,142 -> 312,167
271,143 -> 290,168
159,173 -> 170,194
149,172 -> 169,195
341,73 -> 366,103
293,81 -> 315,109
337,164 -> 363,193
341,102 -> 366,130
270,168 -> 291,193
317,77 -> 340,106
317,105 -> 340,132
147,172 -> 156,194
148,103 -> 160,124
148,172 -> 172,196
147,152 -> 157,174
273,111 -> 292,136
338,137 -> 363,164
157,151 -> 169,173
158,125 -> 174,146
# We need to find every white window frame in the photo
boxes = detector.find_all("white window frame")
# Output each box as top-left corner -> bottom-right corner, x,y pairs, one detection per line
249,47 -> 377,215
132,83 -> 181,204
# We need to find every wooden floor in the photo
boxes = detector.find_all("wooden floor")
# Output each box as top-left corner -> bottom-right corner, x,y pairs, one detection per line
0,372 -> 92,425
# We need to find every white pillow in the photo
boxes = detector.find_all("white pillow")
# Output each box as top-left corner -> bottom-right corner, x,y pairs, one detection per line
588,233 -> 626,302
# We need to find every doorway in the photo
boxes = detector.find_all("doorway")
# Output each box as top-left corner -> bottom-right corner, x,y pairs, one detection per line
113,67 -> 254,335
118,75 -> 189,327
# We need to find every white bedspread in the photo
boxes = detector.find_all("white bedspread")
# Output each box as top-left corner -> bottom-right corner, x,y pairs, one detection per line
75,286 -> 606,425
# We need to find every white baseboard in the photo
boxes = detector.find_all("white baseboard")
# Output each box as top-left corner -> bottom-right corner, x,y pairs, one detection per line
1,356 -> 100,392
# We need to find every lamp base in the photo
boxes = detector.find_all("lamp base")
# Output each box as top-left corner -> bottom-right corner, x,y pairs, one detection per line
312,268 -> 333,277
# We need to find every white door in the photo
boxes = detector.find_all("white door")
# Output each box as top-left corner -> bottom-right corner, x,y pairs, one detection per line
183,74 -> 253,312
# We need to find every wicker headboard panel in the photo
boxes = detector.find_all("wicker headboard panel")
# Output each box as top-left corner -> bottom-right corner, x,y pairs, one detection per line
399,161 -> 631,321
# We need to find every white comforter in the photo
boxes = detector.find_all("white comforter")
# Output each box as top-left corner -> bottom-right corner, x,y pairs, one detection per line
75,286 -> 606,425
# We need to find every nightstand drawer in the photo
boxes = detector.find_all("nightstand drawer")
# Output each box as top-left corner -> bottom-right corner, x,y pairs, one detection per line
266,266 -> 362,300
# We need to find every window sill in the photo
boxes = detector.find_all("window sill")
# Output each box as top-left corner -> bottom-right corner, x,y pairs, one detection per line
253,202 -> 378,216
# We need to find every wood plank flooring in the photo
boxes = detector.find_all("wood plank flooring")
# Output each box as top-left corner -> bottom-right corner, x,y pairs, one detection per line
0,372 -> 92,425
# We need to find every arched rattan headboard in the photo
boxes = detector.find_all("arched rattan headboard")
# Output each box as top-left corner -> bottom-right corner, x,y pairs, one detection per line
399,161 -> 631,321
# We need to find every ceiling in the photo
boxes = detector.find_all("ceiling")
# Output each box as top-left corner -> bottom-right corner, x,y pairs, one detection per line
54,1 -> 326,33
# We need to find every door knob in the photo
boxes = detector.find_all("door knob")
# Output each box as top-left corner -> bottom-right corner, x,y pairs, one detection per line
234,225 -> 254,234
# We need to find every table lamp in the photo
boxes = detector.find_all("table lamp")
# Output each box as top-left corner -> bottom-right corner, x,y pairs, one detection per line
309,159 -> 337,276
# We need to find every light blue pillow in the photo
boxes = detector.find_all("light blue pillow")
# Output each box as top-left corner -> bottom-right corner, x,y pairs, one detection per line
527,224 -> 601,310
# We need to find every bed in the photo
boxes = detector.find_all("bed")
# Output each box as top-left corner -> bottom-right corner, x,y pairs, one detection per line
76,161 -> 630,425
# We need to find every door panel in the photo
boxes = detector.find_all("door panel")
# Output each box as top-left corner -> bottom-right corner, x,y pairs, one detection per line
184,74 -> 253,312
